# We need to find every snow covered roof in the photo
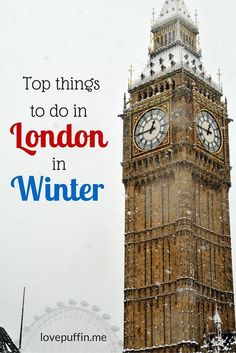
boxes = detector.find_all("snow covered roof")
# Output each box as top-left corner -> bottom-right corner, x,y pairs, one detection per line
129,47 -> 221,93
161,0 -> 191,19
153,0 -> 197,31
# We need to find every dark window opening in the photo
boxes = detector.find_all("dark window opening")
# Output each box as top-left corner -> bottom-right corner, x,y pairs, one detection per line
149,88 -> 153,97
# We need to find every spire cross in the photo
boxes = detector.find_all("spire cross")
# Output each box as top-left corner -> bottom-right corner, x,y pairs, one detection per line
217,69 -> 222,86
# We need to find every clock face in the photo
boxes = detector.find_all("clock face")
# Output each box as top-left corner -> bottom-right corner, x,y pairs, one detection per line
134,109 -> 168,150
197,111 -> 222,153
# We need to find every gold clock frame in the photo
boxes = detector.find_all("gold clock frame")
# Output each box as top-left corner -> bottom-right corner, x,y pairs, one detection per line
132,105 -> 171,157
195,109 -> 223,155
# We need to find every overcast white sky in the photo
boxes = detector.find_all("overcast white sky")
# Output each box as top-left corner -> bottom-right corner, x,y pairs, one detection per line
0,0 -> 236,346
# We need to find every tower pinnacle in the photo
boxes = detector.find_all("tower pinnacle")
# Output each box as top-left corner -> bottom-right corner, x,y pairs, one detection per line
157,0 -> 196,28
152,8 -> 155,24
129,0 -> 221,94
122,1 -> 235,352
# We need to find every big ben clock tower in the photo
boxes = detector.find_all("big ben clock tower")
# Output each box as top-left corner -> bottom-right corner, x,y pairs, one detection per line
121,1 -> 236,353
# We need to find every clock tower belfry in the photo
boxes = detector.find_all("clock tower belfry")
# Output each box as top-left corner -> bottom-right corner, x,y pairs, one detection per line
121,1 -> 236,353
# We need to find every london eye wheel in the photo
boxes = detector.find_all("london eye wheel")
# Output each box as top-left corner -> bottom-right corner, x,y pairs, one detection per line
21,300 -> 122,353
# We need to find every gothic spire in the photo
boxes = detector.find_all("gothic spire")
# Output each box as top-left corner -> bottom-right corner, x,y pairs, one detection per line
160,0 -> 190,19
213,307 -> 222,326
129,0 -> 221,94
155,0 -> 196,29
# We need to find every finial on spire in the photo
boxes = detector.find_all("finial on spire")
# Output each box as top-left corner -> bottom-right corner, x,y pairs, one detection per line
150,32 -> 154,51
225,96 -> 228,109
217,69 -> 223,92
213,305 -> 222,339
152,8 -> 155,25
128,65 -> 134,88
224,97 -> 232,120
194,9 -> 198,25
214,306 -> 222,325
217,69 -> 222,86
123,93 -> 127,110
197,35 -> 200,51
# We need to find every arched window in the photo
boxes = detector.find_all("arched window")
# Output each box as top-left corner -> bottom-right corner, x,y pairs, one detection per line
154,86 -> 159,95
165,33 -> 168,45
160,84 -> 164,92
143,90 -> 147,99
149,88 -> 153,97
172,80 -> 176,89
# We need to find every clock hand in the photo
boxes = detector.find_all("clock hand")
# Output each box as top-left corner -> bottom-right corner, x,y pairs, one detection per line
135,127 -> 156,137
206,123 -> 212,136
197,125 -> 212,135
149,121 -> 156,134
135,123 -> 156,137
